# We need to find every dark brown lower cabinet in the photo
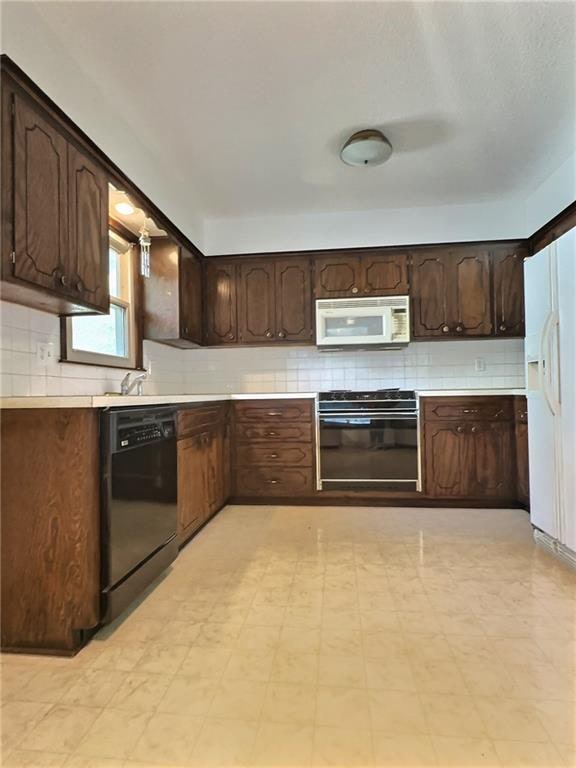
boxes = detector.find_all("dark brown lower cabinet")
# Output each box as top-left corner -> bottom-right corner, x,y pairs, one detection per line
422,397 -> 518,502
514,396 -> 530,507
176,403 -> 231,545
232,398 -> 315,498
1,409 -> 100,654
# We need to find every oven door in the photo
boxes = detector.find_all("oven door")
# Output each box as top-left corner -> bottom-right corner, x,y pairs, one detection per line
316,306 -> 392,346
319,412 -> 420,491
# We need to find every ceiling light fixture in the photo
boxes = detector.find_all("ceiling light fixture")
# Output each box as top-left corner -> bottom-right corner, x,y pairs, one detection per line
139,222 -> 151,278
340,129 -> 393,167
115,201 -> 136,216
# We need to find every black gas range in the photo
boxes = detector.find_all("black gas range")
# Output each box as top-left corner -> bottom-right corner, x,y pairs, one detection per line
318,389 -> 420,492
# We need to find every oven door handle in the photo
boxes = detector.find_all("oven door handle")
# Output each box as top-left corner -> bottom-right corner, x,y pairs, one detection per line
319,411 -> 418,418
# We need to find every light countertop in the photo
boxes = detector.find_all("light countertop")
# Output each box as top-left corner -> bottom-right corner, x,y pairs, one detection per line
0,393 -> 318,409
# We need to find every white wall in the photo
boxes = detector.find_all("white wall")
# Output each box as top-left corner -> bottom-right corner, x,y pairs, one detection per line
0,301 -> 524,397
524,152 -> 576,236
203,199 -> 526,255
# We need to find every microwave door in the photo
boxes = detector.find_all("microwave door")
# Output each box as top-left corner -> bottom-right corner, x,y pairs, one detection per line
319,307 -> 391,345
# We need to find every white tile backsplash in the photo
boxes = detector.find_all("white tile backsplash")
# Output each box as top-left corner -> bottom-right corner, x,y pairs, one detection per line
0,300 -> 525,397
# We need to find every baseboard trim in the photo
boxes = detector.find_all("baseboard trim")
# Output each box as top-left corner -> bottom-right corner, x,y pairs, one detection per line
533,528 -> 576,570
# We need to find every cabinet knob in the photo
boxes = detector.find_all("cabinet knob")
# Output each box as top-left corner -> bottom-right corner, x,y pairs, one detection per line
227,334 -> 235,340
471,426 -> 478,433
265,330 -> 273,338
184,326 -> 189,335
74,277 -> 84,292
442,325 -> 450,333
351,286 -> 359,294
277,331 -> 286,339
499,324 -> 507,331
456,426 -> 464,433
59,274 -> 70,288
456,325 -> 463,333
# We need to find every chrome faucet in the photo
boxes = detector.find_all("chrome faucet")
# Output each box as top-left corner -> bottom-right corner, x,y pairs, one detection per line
120,370 -> 148,396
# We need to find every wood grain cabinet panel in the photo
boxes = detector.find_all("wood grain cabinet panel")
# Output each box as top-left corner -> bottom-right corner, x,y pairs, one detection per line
235,467 -> 314,496
177,433 -> 206,542
424,423 -> 474,498
514,396 -> 529,506
67,143 -> 109,310
238,261 -> 276,343
235,422 -> 313,443
204,260 -> 238,345
473,422 -> 514,498
12,93 -> 69,294
235,400 -> 313,423
453,250 -> 492,336
410,252 -> 451,336
362,251 -> 409,295
144,239 -> 203,347
423,397 -> 513,422
275,258 -> 313,341
314,255 -> 362,298
492,246 -> 527,337
1,409 -> 100,653
236,443 -> 313,468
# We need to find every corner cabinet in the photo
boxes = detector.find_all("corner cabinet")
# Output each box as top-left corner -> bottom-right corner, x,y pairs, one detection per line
314,250 -> 409,298
203,260 -> 239,345
144,238 -> 203,347
492,245 -> 527,337
2,64 -> 109,314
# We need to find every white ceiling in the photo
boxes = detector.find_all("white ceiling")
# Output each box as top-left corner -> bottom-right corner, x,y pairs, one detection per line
3,1 -> 575,225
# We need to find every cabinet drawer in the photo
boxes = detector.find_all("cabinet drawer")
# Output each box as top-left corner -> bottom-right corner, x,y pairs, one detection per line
235,467 -> 314,496
235,443 -> 313,468
234,400 -> 313,423
177,403 -> 228,437
235,422 -> 313,443
422,397 -> 512,423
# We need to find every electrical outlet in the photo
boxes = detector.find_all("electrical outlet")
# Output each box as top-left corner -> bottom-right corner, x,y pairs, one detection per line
35,341 -> 55,364
474,358 -> 486,373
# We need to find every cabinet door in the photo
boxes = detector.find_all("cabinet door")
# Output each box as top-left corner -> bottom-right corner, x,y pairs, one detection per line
221,423 -> 232,506
12,94 -> 68,293
361,252 -> 409,295
67,143 -> 109,311
275,258 -> 313,342
177,434 -> 206,542
452,250 -> 492,336
314,255 -> 362,298
179,248 -> 203,344
238,261 -> 276,343
410,253 -> 451,337
492,246 -> 526,337
204,261 -> 238,345
472,422 -> 514,498
424,422 -> 474,497
515,421 -> 529,505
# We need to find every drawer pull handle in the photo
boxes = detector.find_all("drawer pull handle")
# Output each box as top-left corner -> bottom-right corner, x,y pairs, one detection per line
462,409 -> 478,414
267,431 -> 278,436
267,411 -> 282,416
268,453 -> 279,459
267,479 -> 279,484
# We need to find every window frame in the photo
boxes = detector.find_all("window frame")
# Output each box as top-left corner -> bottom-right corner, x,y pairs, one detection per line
61,222 -> 142,370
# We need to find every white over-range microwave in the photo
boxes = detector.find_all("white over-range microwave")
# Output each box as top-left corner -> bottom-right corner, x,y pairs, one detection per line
315,296 -> 410,347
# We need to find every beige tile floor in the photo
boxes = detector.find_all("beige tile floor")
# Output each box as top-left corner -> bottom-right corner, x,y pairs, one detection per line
1,505 -> 575,767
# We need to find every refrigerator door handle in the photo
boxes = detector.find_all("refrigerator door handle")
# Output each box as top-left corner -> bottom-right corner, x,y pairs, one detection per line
540,311 -> 559,417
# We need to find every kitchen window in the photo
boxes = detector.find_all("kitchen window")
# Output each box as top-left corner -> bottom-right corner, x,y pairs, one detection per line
63,230 -> 137,368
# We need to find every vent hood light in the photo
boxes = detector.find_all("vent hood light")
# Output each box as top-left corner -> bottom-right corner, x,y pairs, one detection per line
340,129 -> 392,167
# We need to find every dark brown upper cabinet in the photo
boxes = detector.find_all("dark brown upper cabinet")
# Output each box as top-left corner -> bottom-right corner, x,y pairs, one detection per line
238,261 -> 276,343
204,260 -> 238,345
2,72 -> 109,314
314,250 -> 408,299
492,244 -> 527,337
411,248 -> 492,338
237,257 -> 313,344
144,238 -> 203,347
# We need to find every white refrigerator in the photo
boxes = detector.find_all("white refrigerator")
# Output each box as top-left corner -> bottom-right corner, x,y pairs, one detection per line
524,228 -> 576,561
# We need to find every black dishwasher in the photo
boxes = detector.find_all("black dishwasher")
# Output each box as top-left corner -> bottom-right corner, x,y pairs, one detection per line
101,406 -> 178,622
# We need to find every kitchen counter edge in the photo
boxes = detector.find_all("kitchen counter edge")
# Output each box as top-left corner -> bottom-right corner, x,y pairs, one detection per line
0,393 -> 319,409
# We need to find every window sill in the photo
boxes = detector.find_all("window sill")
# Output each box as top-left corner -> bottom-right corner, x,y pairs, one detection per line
59,358 -> 145,372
